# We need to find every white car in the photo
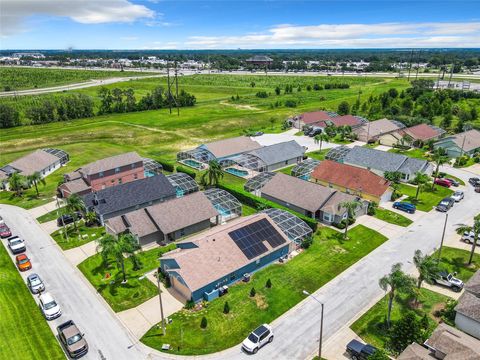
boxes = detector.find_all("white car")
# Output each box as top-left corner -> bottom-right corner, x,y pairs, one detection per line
7,236 -> 26,254
242,324 -> 273,354
461,231 -> 480,245
451,191 -> 464,202
39,292 -> 61,320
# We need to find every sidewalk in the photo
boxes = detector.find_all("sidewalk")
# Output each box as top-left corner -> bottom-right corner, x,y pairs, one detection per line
27,199 -> 58,218
63,240 -> 98,266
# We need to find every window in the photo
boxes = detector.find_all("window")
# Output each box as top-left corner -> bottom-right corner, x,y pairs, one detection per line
115,167 -> 120,174
111,179 -> 115,184
99,171 -> 104,178
323,212 -> 333,222
259,331 -> 269,341
118,179 -> 122,184
134,174 -> 138,180
180,228 -> 185,236
285,160 -> 288,165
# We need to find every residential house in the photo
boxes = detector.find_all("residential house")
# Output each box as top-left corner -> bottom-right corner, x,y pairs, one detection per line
341,146 -> 433,181
295,114 -> 367,131
379,124 -> 446,148
455,269 -> 480,339
434,129 -> 480,158
291,110 -> 335,129
311,160 -> 392,203
257,172 -> 367,224
106,191 -> 219,246
160,213 -> 294,302
82,174 -> 176,225
58,152 -> 144,197
354,118 -> 405,143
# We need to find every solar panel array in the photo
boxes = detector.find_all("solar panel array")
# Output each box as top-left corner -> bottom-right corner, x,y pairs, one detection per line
229,218 -> 286,260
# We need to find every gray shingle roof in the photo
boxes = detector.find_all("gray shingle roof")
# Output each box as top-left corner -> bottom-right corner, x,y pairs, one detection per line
80,152 -> 142,176
248,141 -> 305,166
398,157 -> 432,176
83,174 -> 176,217
455,291 -> 480,322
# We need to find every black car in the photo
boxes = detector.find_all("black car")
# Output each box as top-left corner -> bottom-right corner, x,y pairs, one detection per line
346,339 -> 377,360
57,212 -> 82,227
436,197 -> 455,212
469,177 -> 480,187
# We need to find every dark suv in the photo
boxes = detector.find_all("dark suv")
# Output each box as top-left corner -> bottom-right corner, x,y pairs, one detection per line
346,339 -> 377,360
57,212 -> 82,227
393,201 -> 416,214
436,197 -> 455,212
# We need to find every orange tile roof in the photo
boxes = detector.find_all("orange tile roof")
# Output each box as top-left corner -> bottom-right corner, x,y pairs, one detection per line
300,111 -> 333,124
311,160 -> 391,198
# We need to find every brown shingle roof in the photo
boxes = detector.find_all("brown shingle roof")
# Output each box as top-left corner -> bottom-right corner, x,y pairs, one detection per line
354,118 -> 404,140
311,160 -> 391,198
261,173 -> 335,213
204,137 -> 262,159
455,291 -> 480,322
398,343 -> 435,360
330,115 -> 364,127
450,129 -> 480,152
80,152 -> 143,176
299,111 -> 333,125
59,178 -> 91,195
404,124 -> 445,141
9,149 -> 59,176
320,191 -> 358,215
465,269 -> 480,295
425,323 -> 480,359
107,209 -> 158,238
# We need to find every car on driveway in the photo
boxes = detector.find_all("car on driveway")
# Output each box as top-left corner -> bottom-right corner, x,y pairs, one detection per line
436,197 -> 455,212
7,236 -> 26,254
461,231 -> 480,245
451,191 -> 464,202
16,253 -> 32,271
57,320 -> 88,358
39,292 -> 62,320
392,202 -> 416,214
432,271 -> 464,292
27,273 -> 45,294
444,178 -> 459,187
242,324 -> 274,354
434,178 -> 452,188
0,225 -> 12,238
469,177 -> 480,187
346,339 -> 378,360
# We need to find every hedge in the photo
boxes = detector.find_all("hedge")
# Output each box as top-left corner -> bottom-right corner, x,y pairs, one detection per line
217,183 -> 317,231
158,159 -> 175,172
176,165 -> 197,179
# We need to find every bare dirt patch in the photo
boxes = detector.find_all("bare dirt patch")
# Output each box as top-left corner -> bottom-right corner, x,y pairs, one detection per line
220,101 -> 260,111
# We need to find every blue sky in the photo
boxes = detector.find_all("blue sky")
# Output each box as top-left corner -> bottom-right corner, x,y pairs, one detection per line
1,0 -> 479,49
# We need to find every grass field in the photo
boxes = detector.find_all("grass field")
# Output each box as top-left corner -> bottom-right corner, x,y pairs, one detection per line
374,208 -> 413,227
0,243 -> 64,360
0,66 -> 154,91
50,221 -> 105,250
141,225 -> 387,355
435,246 -> 480,281
398,183 -> 453,212
388,148 -> 429,160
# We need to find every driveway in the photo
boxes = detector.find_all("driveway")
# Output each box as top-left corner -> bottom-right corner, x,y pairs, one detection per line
252,129 -> 337,153
354,215 -> 405,239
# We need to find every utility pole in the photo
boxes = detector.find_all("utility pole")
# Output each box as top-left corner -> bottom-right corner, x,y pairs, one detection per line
156,270 -> 166,336
437,213 -> 448,262
415,50 -> 421,80
407,49 -> 414,81
447,62 -> 455,88
166,61 -> 180,116
303,290 -> 324,360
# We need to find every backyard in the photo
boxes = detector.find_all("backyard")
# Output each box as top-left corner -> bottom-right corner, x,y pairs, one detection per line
398,183 -> 453,212
141,225 -> 388,355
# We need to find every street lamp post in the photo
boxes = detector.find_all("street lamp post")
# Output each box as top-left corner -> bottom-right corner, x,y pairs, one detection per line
156,270 -> 166,336
437,213 -> 449,262
303,290 -> 324,360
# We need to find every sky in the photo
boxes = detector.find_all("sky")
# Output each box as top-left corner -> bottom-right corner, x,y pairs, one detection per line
1,0 -> 480,50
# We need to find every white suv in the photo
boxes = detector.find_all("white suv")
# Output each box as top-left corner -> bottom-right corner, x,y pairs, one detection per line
39,292 -> 62,320
7,236 -> 26,254
461,231 -> 480,245
242,324 -> 273,354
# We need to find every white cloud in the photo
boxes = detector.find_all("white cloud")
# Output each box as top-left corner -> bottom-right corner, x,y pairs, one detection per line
185,22 -> 480,48
120,36 -> 139,41
1,0 -> 155,36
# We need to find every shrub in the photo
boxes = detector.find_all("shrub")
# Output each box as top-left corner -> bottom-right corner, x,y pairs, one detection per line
158,160 -> 175,172
333,222 -> 345,230
250,287 -> 256,297
256,91 -> 268,98
367,202 -> 378,216
266,279 -> 272,288
176,165 -> 197,179
223,301 -> 230,314
200,316 -> 208,329
284,100 -> 297,108
301,236 -> 313,249
185,300 -> 195,309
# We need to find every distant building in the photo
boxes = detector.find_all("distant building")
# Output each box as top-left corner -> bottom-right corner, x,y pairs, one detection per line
434,129 -> 480,158
245,55 -> 273,66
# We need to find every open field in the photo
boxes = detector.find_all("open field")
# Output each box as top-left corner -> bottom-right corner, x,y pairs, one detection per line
141,225 -> 387,355
0,242 -> 64,360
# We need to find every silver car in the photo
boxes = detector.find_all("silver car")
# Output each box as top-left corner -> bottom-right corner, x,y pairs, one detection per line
27,273 -> 45,294
451,191 -> 464,202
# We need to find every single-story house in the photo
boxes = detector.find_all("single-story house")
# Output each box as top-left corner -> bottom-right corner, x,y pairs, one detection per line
83,174 -> 176,225
455,269 -> 480,339
398,323 -> 480,359
226,140 -> 306,172
258,172 -> 367,224
311,160 -> 392,203
434,129 -> 480,158
291,110 -> 335,129
160,213 -> 294,302
342,146 -> 433,182
105,191 -> 218,246
379,124 -> 446,148
354,118 -> 405,143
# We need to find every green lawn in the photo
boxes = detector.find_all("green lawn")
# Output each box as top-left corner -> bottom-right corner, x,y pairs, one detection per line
277,164 -> 296,175
388,148 -> 428,160
141,225 -> 388,355
306,149 -> 330,161
374,208 -> 413,227
78,244 -> 176,312
242,204 -> 258,216
351,288 -> 450,352
36,206 -> 66,223
435,246 -> 480,281
398,183 -> 453,212
50,221 -> 105,250
0,243 -> 64,360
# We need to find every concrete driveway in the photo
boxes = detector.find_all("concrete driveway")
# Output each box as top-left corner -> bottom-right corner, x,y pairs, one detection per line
252,129 -> 337,153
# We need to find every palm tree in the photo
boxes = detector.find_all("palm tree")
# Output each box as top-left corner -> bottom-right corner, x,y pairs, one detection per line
456,214 -> 480,266
9,172 -> 27,197
84,211 -> 98,227
27,171 -> 46,197
96,233 -> 140,283
412,250 -> 439,304
379,263 -> 415,328
201,160 -> 224,187
314,133 -> 330,152
65,194 -> 85,232
384,171 -> 402,198
340,199 -> 362,239
431,148 -> 449,190
412,172 -> 431,200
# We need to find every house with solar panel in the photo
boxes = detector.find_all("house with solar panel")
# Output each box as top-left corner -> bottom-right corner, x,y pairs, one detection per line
160,213 -> 309,302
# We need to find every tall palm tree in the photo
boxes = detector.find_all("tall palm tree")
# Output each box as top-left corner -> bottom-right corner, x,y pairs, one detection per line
412,172 -> 431,200
9,172 -> 27,197
431,148 -> 449,190
456,214 -> 480,266
314,133 -> 330,152
66,194 -> 85,232
96,233 -> 140,283
340,199 -> 362,239
201,160 -> 224,187
412,250 -> 439,304
27,171 -> 46,197
379,263 -> 415,328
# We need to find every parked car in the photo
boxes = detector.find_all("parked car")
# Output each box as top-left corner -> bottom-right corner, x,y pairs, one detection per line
434,178 -> 452,188
27,273 -> 45,294
346,339 -> 378,360
469,177 -> 480,187
308,127 -> 323,137
0,225 -> 12,238
461,231 -> 480,245
436,197 -> 455,212
0,215 -> 4,225
253,131 -> 264,136
242,324 -> 274,354
16,253 -> 32,271
7,236 -> 26,254
57,212 -> 81,227
39,292 -> 61,320
432,271 -> 464,292
392,202 -> 416,214
451,191 -> 464,202
444,178 -> 459,187
57,320 -> 88,358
